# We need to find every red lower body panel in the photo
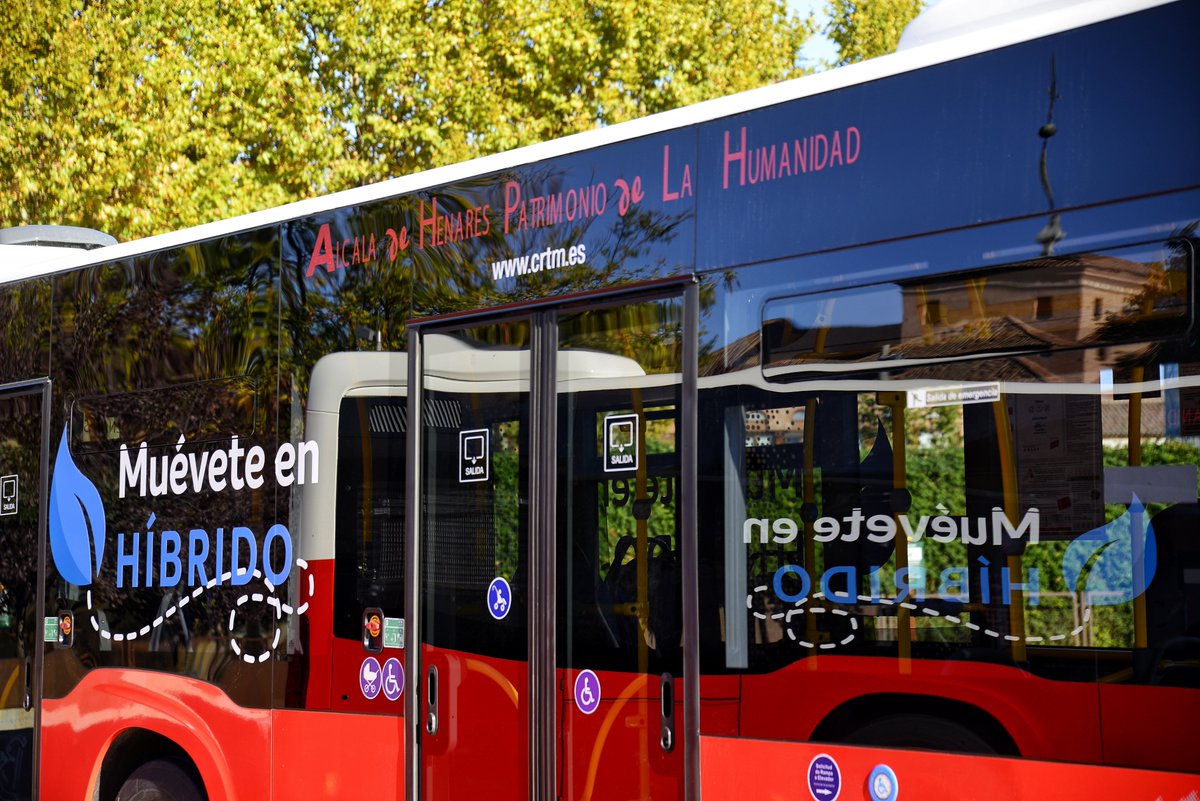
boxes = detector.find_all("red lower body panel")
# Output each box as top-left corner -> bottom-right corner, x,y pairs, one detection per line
702,735 -> 1199,801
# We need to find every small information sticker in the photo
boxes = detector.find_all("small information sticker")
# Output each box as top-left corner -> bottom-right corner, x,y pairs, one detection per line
360,657 -> 382,700
459,429 -> 490,483
383,617 -> 405,649
0,475 -> 17,516
603,414 -> 639,473
867,765 -> 898,801
908,384 -> 999,409
807,753 -> 841,801
487,577 -> 512,621
574,669 -> 601,716
382,657 -> 404,701
43,617 -> 58,643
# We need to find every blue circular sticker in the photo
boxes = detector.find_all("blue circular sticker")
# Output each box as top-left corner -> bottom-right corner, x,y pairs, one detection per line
807,753 -> 841,801
574,669 -> 601,715
488,577 -> 512,620
359,656 -> 382,700
867,765 -> 898,801
382,657 -> 404,701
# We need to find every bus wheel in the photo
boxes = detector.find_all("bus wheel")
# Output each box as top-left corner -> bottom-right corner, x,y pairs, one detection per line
843,714 -> 997,754
115,759 -> 205,801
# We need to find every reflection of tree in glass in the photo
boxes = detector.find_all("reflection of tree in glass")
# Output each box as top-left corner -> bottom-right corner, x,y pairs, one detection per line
1091,227 -> 1195,349
0,397 -> 41,665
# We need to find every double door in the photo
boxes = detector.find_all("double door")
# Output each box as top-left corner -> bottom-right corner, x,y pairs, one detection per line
406,288 -> 697,801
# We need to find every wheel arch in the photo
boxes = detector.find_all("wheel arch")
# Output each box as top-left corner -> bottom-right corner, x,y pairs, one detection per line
810,692 -> 1021,755
97,728 -> 208,801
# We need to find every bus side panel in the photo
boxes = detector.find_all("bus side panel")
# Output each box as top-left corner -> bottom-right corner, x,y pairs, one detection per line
40,670 -> 272,801
701,735 -> 1199,801
271,709 -> 403,799
1098,683 -> 1200,772
299,558 -> 334,710
738,656 -> 1102,764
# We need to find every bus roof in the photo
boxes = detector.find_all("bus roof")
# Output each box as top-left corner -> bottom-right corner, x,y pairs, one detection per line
2,0 -> 1173,288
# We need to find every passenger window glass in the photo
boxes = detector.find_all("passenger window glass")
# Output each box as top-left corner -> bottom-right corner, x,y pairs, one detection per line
761,243 -> 1189,378
420,324 -> 530,662
700,347 -> 1200,766
558,298 -> 684,676
333,397 -> 406,639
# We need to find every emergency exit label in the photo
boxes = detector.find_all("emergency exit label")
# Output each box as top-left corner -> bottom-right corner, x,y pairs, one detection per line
383,617 -> 404,649
603,414 -> 638,473
0,475 -> 16,516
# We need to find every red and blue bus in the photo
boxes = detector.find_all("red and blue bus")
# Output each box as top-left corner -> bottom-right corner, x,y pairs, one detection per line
1,0 -> 1198,798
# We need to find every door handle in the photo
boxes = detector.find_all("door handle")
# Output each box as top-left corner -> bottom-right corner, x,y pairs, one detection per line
659,672 -> 675,753
22,658 -> 31,712
425,665 -> 439,735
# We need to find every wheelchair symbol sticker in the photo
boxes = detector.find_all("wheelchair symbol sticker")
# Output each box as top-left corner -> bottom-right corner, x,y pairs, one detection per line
488,577 -> 512,620
360,656 -> 382,700
867,765 -> 898,801
574,669 -> 601,715
382,657 -> 404,701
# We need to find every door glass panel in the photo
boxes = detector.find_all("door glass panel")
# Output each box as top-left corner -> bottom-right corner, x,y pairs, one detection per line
557,297 -> 684,801
0,389 -> 42,801
419,323 -> 529,801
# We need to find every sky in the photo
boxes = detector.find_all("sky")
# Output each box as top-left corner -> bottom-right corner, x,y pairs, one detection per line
792,0 -> 840,69
795,0 -> 941,70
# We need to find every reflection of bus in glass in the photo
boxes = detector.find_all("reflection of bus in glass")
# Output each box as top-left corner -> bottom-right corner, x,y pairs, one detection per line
0,0 -> 1197,799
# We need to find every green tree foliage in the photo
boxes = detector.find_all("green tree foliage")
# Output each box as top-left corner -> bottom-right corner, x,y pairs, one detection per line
825,0 -> 924,66
0,0 -> 809,240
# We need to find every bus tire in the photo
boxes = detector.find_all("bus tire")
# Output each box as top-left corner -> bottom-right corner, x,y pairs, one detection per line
115,759 -> 206,801
842,713 -> 997,754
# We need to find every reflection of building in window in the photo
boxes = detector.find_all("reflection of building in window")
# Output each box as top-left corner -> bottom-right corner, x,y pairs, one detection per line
743,407 -> 806,445
898,253 -> 1163,348
1035,296 -> 1053,320
726,246 -> 1184,379
924,299 -> 947,326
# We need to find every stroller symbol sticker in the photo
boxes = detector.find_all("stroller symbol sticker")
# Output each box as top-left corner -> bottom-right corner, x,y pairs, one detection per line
488,577 -> 512,620
360,657 -> 382,700
574,669 -> 601,715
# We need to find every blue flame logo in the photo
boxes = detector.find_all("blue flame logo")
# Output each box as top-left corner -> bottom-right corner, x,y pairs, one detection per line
48,427 -> 106,586
1062,494 -> 1157,606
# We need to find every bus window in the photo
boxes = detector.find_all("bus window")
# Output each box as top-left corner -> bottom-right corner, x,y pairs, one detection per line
558,299 -> 684,678
332,397 -> 407,640
699,241 -> 1200,772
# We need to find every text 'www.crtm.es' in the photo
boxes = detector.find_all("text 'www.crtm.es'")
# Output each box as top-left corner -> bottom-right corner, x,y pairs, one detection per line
491,244 -> 587,280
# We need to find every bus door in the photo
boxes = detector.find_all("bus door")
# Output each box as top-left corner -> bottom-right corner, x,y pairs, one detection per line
409,286 -> 697,801
556,294 -> 689,801
413,319 -> 533,801
0,381 -> 48,801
